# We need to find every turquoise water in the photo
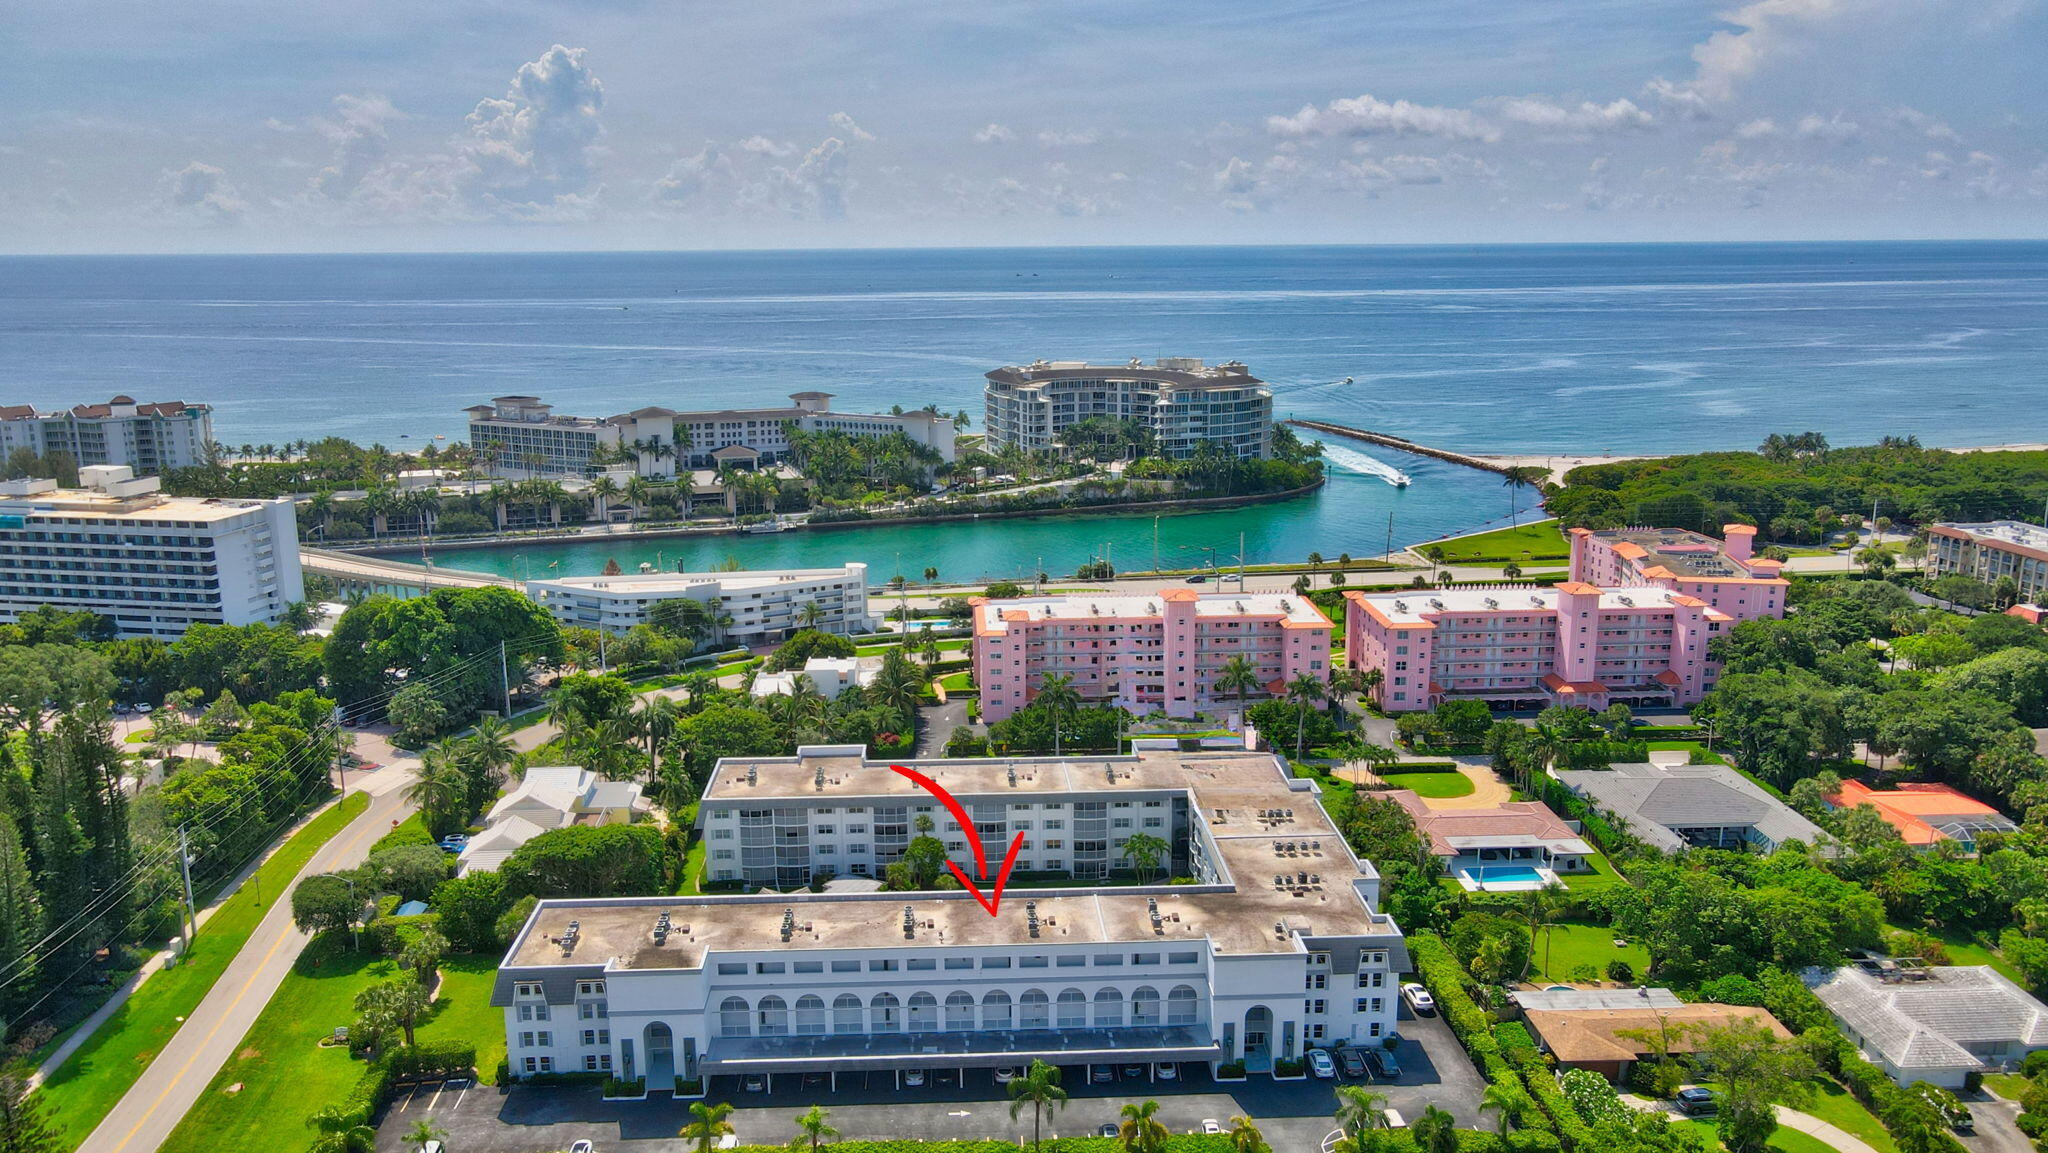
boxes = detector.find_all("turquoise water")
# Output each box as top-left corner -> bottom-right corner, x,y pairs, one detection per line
7,242 -> 2043,579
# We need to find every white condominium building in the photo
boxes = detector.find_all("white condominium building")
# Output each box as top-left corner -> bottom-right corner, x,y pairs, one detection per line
1928,521 -> 2048,604
525,563 -> 868,642
492,744 -> 1407,1088
0,466 -> 302,639
465,393 -> 955,479
982,358 -> 1273,460
0,397 -> 213,475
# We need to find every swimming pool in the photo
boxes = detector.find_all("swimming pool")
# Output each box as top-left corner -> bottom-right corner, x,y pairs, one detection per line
1456,864 -> 1552,892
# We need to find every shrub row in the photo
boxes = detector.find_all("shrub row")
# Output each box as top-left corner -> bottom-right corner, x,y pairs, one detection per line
1409,933 -> 1510,1076
387,1041 -> 476,1080
723,1140 -> 1240,1153
1409,932 -> 1573,1146
1811,1028 -> 1968,1153
1508,1045 -> 1594,1150
1378,761 -> 1463,774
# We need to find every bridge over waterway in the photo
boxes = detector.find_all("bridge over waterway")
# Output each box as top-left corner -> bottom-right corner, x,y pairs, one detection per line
302,547 -> 518,598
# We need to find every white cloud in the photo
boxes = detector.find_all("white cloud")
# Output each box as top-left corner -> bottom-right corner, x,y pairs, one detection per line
1890,107 -> 1963,142
1036,129 -> 1099,147
459,44 -> 606,214
1672,0 -> 1845,105
1267,94 -> 1499,143
972,123 -> 1014,144
1735,112 -> 1859,142
772,136 -> 850,219
161,161 -> 245,223
739,135 -> 795,157
1497,98 -> 1653,133
312,94 -> 403,198
828,112 -> 875,142
657,131 -> 858,220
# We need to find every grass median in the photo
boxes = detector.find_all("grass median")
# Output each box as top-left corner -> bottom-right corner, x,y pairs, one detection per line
37,790 -> 371,1152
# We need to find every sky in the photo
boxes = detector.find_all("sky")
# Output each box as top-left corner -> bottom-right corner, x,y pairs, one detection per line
2,0 -> 2045,253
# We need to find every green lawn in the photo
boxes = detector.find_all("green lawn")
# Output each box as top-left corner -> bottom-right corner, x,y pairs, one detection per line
1984,1073 -> 2032,1102
1380,771 -> 1475,798
1672,1117 -> 1836,1153
1423,520 -> 1568,564
677,837 -> 708,896
1561,852 -> 1631,891
1885,921 -> 2024,985
37,792 -> 371,1152
1798,1079 -> 1897,1153
1529,920 -> 1650,983
158,947 -> 506,1153
937,671 -> 975,693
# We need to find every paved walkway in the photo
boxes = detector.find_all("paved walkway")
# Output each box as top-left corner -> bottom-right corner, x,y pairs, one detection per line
1331,763 -> 1513,810
1621,1093 -> 1882,1153
78,770 -> 416,1153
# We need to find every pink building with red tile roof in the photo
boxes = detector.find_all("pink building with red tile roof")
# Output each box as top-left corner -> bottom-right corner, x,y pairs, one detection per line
1344,525 -> 1788,713
972,589 -> 1333,721
1827,780 -> 2016,851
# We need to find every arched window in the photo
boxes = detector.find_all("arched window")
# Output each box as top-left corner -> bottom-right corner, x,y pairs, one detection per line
1167,985 -> 1199,1025
719,997 -> 750,1037
871,993 -> 901,1032
982,990 -> 1014,1030
795,995 -> 827,1035
1056,988 -> 1087,1029
833,994 -> 864,1034
945,991 -> 975,1030
908,991 -> 939,1031
1019,989 -> 1050,1029
1093,987 -> 1124,1027
757,995 -> 790,1036
1131,986 -> 1161,1026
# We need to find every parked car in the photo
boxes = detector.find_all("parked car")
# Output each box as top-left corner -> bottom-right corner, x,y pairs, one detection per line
1122,1064 -> 1146,1080
419,1142 -> 444,1153
1090,1064 -> 1114,1084
742,1074 -> 766,1092
994,1066 -> 1020,1085
1400,982 -> 1436,1014
569,1142 -> 595,1153
1187,574 -> 1208,583
1337,1048 -> 1368,1079
1307,1049 -> 1337,1079
437,833 -> 469,853
1155,1062 -> 1179,1081
903,1070 -> 925,1088
1202,1120 -> 1222,1135
1098,1124 -> 1121,1138
1381,1109 -> 1408,1130
1676,1088 -> 1716,1116
1366,1047 -> 1401,1079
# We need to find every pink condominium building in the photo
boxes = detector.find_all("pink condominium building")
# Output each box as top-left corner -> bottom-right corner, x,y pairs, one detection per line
1345,525 -> 1787,713
972,589 -> 1333,721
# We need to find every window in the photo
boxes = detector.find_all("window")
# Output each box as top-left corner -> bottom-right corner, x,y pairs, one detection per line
581,1028 -> 610,1046
795,961 -> 824,974
908,958 -> 937,971
1019,989 -> 1051,1028
834,994 -> 864,1034
717,963 -> 746,975
1306,999 -> 1326,1015
1167,985 -> 1199,1025
583,1054 -> 612,1072
1056,989 -> 1088,1028
946,991 -> 976,1030
870,959 -> 898,972
719,997 -> 750,1037
1056,955 -> 1085,968
1169,951 -> 1199,964
518,1003 -> 549,1022
519,1031 -> 534,1047
1306,973 -> 1327,990
1307,1024 -> 1326,1042
944,957 -> 975,970
1020,955 -> 1049,968
832,959 -> 861,973
796,995 -> 827,1035
1093,987 -> 1124,1027
515,982 -> 543,998
535,1031 -> 552,1047
983,956 -> 1012,970
1094,954 -> 1123,967
871,993 -> 902,1032
908,992 -> 939,1032
576,980 -> 607,996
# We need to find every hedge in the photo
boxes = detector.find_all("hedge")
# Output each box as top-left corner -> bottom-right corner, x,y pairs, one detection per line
1810,1028 -> 1968,1153
1409,933 -> 1509,1076
1379,761 -> 1462,774
721,1141 -> 1240,1153
388,1042 -> 476,1080
1509,1045 -> 1594,1150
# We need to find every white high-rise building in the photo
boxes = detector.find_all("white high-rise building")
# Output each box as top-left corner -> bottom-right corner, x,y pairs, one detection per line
492,745 -> 1407,1088
983,359 -> 1273,460
0,466 -> 302,639
0,397 -> 214,475
525,563 -> 868,642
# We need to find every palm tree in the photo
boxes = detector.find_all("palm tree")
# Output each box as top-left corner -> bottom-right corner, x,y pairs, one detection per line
1117,1100 -> 1169,1153
402,1118 -> 449,1153
634,695 -> 682,782
465,715 -> 518,781
1214,654 -> 1261,716
1478,1079 -> 1519,1135
1007,1059 -> 1068,1153
680,1101 -> 736,1153
796,600 -> 827,629
1034,672 -> 1081,755
1357,667 -> 1384,704
1285,672 -> 1327,759
1334,1085 -> 1389,1139
406,750 -> 471,837
1413,1105 -> 1458,1153
307,1106 -> 377,1153
789,1105 -> 837,1153
869,649 -> 925,718
1119,832 -> 1169,883
590,474 -> 621,521
1522,882 -> 1568,981
1227,1116 -> 1269,1153
624,475 -> 653,521
922,566 -> 939,583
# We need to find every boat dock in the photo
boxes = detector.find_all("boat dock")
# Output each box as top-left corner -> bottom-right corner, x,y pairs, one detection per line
1285,419 -> 1512,476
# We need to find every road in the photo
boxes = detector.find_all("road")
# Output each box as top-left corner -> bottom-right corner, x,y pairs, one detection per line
78,768 -> 417,1153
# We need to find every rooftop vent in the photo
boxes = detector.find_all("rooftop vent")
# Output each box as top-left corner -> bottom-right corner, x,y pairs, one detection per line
746,765 -> 758,787
814,764 -> 827,791
903,906 -> 917,940
780,907 -> 797,942
1394,600 -> 1408,613
1483,598 -> 1498,610
1026,901 -> 1041,939
1008,765 -> 1019,787
652,909 -> 672,945
1148,897 -> 1164,935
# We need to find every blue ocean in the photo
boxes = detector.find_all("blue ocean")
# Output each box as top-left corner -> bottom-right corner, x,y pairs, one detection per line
2,242 -> 2044,580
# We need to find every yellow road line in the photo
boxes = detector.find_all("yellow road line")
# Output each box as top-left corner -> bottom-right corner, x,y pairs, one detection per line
105,795 -> 388,1153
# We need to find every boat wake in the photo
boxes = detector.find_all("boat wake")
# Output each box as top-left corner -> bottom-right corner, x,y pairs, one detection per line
1322,444 -> 1413,488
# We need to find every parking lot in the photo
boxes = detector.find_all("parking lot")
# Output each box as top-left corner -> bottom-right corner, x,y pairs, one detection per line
377,1007 -> 1482,1153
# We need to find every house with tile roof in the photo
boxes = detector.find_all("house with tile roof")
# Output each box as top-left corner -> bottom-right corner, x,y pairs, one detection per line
1826,780 -> 2016,853
1519,995 -> 1789,1083
1555,761 -> 1833,855
1810,964 -> 2048,1087
1386,791 -> 1596,891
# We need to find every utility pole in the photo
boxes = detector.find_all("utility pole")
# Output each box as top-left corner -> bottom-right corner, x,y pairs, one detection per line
1385,512 -> 1395,562
1152,516 -> 1160,575
499,640 -> 512,717
177,825 -> 197,948
1238,531 -> 1246,588
599,629 -> 608,674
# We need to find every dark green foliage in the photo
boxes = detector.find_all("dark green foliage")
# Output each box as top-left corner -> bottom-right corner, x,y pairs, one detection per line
764,629 -> 858,671
431,872 -> 510,953
500,823 -> 671,898
292,872 -> 362,936
325,588 -> 562,730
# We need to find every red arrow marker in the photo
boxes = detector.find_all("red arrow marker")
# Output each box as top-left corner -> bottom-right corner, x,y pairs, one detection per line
892,764 -> 1027,916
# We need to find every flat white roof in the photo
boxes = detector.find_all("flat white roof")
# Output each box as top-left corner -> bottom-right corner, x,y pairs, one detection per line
977,590 -> 1329,631
1940,520 -> 2048,551
0,491 -> 284,523
1351,584 -> 1693,625
528,565 -> 864,596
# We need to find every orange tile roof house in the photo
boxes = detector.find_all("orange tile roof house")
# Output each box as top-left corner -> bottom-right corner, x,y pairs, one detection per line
1516,991 -> 1790,1083
1826,780 -> 2016,852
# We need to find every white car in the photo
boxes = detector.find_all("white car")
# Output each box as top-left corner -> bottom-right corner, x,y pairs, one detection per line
903,1069 -> 925,1088
993,1067 -> 1020,1085
1382,1109 -> 1408,1130
1155,1062 -> 1178,1081
1307,1048 -> 1337,1079
1202,1120 -> 1222,1135
569,1142 -> 595,1153
1401,982 -> 1437,1014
